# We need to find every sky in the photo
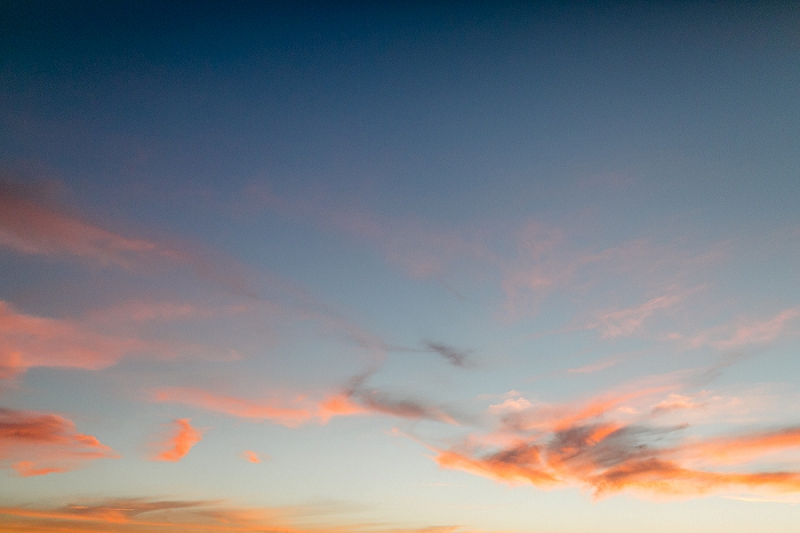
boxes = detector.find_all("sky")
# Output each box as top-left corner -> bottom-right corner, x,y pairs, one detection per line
1,1 -> 800,532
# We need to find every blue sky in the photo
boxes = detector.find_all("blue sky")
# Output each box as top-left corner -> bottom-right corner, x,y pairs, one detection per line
2,2 -> 800,532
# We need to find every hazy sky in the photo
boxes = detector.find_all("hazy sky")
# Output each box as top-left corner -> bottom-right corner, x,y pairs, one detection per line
2,2 -> 800,532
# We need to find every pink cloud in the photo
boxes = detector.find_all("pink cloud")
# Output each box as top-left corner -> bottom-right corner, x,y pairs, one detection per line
0,407 -> 118,475
666,307 -> 800,351
0,180 -> 254,296
712,307 -> 800,350
239,450 -> 268,463
152,388 -> 315,428
0,300 -> 149,375
149,419 -> 204,462
153,385 -> 457,427
500,232 -> 727,320
0,496 -> 478,533
0,181 -> 161,268
0,300 -> 235,379
593,292 -> 687,339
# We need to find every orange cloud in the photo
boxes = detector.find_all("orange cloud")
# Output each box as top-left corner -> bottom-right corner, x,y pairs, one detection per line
153,387 -> 314,427
0,300 -> 147,375
240,450 -> 267,463
149,419 -> 204,462
433,420 -> 800,499
680,426 -> 800,465
317,393 -> 369,423
0,407 -> 118,475
0,496 -> 480,533
495,384 -> 675,434
0,300 -> 234,379
430,384 -> 800,500
153,385 -> 458,427
434,445 -> 558,487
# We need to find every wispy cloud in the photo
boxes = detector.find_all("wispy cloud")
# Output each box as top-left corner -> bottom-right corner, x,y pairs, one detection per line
244,186 -> 732,328
0,179 -> 255,296
0,300 -> 234,379
423,341 -> 473,368
239,450 -> 268,463
0,496 -> 482,533
498,228 -> 727,320
153,381 -> 459,427
0,407 -> 118,476
152,387 -> 316,428
355,389 -> 458,425
0,180 -> 395,370
149,419 -> 204,462
428,381 -> 800,499
0,180 -> 162,268
592,291 -> 689,339
666,307 -> 800,351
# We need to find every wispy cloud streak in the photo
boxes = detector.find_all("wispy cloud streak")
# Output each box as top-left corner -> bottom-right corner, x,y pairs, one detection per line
0,407 -> 118,475
0,181 -> 161,268
666,307 -> 800,350
0,179 -> 255,296
153,382 -> 459,426
423,341 -> 473,368
0,300 -> 234,379
0,496 -> 480,533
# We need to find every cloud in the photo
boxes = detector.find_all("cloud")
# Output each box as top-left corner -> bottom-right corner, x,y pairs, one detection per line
152,387 -> 315,428
495,384 -> 676,434
239,450 -> 267,463
0,498 -> 266,532
499,229 -> 727,320
0,180 -> 161,268
666,307 -> 800,351
355,390 -> 458,425
153,383 -> 459,427
651,393 -> 705,415
423,341 -> 473,368
0,181 -> 395,371
712,308 -> 800,350
0,407 -> 118,475
0,179 -> 254,296
0,496 -> 479,533
434,444 -> 558,488
0,300 -> 147,376
433,420 -> 800,498
317,393 -> 369,423
0,300 -> 233,379
679,426 -> 800,466
428,383 -> 800,499
593,292 -> 687,339
149,419 -> 204,462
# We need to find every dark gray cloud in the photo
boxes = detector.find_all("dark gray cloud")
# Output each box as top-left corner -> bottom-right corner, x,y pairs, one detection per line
423,341 -> 472,368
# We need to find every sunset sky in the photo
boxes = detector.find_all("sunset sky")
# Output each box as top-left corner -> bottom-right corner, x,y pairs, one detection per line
2,2 -> 800,532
